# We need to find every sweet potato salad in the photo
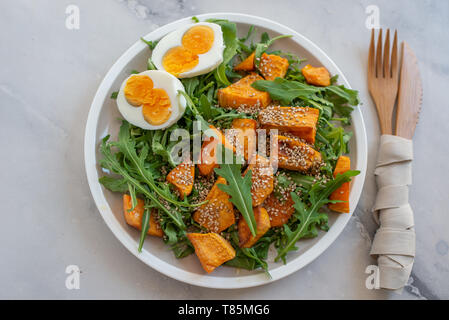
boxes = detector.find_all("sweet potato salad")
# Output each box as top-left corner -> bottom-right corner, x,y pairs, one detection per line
99,18 -> 360,275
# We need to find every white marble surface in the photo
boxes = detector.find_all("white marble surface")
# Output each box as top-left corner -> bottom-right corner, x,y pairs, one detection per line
1,0 -> 448,299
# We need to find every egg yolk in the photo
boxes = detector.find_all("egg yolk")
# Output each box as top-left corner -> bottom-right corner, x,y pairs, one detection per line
162,46 -> 199,77
123,75 -> 172,126
142,89 -> 172,125
124,75 -> 154,106
162,25 -> 215,77
182,25 -> 215,54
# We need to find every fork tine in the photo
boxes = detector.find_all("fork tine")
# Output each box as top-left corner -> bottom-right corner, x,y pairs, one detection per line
383,29 -> 390,78
368,29 -> 375,77
391,30 -> 398,79
376,29 -> 383,78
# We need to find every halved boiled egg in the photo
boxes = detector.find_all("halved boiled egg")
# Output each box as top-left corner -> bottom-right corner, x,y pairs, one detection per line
152,22 -> 224,78
116,70 -> 186,130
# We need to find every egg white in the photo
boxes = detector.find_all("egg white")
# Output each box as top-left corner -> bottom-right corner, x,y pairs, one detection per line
116,70 -> 186,130
152,22 -> 224,78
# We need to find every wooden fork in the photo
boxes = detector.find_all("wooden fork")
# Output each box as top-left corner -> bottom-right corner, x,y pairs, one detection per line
368,29 -> 399,135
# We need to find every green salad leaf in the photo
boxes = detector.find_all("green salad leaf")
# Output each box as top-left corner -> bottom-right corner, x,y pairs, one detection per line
140,37 -> 158,50
214,151 -> 256,236
254,32 -> 292,68
138,206 -> 151,251
275,170 -> 360,262
99,176 -> 128,193
252,78 -> 323,105
99,135 -> 185,228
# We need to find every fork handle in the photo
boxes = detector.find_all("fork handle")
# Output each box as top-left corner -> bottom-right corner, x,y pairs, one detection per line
372,96 -> 395,135
370,135 -> 415,290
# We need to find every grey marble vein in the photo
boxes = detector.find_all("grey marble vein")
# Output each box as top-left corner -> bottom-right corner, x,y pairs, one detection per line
0,0 -> 447,299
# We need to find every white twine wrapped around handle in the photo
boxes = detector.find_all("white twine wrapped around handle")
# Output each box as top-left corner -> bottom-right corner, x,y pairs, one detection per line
370,135 -> 415,290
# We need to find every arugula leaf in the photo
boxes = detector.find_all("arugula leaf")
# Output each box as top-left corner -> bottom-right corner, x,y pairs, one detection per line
275,170 -> 360,262
223,225 -> 268,274
214,152 -> 256,236
99,135 -> 185,228
242,247 -> 271,278
326,85 -> 359,106
214,63 -> 231,86
171,236 -> 195,258
198,94 -> 217,121
140,37 -> 158,50
151,129 -> 178,167
162,222 -> 179,245
225,250 -> 257,270
252,78 -> 323,105
207,19 -> 238,86
254,33 -> 292,68
138,206 -> 151,252
99,176 -> 128,193
127,182 -> 138,212
178,91 -> 211,133
182,77 -> 200,97
147,58 -> 157,70
114,122 -> 196,208
207,19 -> 238,64
239,25 -> 255,43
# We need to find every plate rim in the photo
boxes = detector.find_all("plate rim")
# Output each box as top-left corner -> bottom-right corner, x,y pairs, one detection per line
84,12 -> 368,289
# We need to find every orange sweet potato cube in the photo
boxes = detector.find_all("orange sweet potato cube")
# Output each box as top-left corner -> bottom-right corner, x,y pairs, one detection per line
264,192 -> 295,227
238,207 -> 271,248
217,73 -> 271,109
228,118 -> 258,161
166,160 -> 194,199
198,126 -> 235,176
234,52 -> 255,71
259,53 -> 289,80
272,135 -> 322,172
187,233 -> 236,273
193,177 -> 236,232
245,155 -> 274,207
302,64 -> 331,87
329,156 -> 351,213
123,194 -> 163,237
259,106 -> 320,144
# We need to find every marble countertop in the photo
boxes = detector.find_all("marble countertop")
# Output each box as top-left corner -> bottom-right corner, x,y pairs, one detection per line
1,0 -> 448,299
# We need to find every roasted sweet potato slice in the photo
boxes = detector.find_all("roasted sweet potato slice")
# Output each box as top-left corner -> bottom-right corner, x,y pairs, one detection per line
217,73 -> 271,109
187,232 -> 236,273
234,52 -> 255,71
123,194 -> 163,237
198,126 -> 235,176
245,155 -> 274,207
166,160 -> 194,199
272,135 -> 322,172
193,177 -> 236,232
302,64 -> 331,87
264,192 -> 295,227
329,156 -> 351,213
259,106 -> 320,144
228,118 -> 257,161
238,207 -> 271,248
259,53 -> 289,81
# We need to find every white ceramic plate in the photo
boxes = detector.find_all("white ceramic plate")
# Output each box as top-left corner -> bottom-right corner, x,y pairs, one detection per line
84,13 -> 367,289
